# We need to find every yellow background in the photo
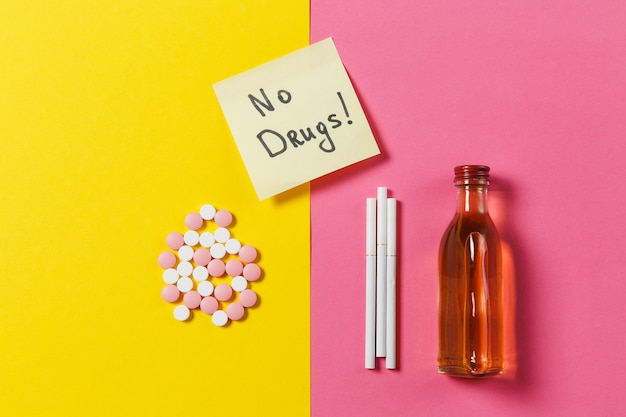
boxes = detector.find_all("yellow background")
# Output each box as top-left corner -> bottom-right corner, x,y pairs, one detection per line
0,1 -> 310,416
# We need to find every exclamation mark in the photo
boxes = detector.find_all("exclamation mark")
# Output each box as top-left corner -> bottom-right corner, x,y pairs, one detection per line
337,92 -> 353,125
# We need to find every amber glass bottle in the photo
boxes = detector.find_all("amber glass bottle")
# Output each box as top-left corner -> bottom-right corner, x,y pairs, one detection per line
437,165 -> 503,377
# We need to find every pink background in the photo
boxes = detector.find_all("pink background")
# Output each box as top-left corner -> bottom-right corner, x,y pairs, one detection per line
311,1 -> 626,416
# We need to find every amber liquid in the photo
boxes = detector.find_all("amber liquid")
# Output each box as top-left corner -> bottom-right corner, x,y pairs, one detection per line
437,188 -> 503,377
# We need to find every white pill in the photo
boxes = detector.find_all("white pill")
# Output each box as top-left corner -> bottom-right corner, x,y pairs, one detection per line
200,204 -> 216,220
177,261 -> 193,277
231,275 -> 247,292
177,276 -> 194,293
214,227 -> 230,243
197,280 -> 214,296
199,232 -> 215,248
210,243 -> 226,259
173,305 -> 191,321
184,230 -> 200,246
225,238 -> 241,255
212,310 -> 228,327
163,268 -> 179,284
177,245 -> 194,261
192,265 -> 209,281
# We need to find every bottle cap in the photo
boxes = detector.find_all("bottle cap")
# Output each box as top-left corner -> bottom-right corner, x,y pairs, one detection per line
454,165 -> 490,186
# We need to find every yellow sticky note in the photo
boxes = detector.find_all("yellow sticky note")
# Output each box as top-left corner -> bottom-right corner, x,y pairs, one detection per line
0,1 -> 309,416
214,38 -> 381,200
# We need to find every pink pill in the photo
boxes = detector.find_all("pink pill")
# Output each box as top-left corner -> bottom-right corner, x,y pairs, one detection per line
227,302 -> 245,321
200,296 -> 218,314
214,284 -> 233,301
238,245 -> 257,263
239,289 -> 258,307
207,259 -> 225,277
225,259 -> 244,277
183,290 -> 202,309
165,232 -> 185,250
158,251 -> 177,269
243,263 -> 261,281
193,248 -> 212,266
214,209 -> 233,227
185,212 -> 204,230
162,284 -> 180,303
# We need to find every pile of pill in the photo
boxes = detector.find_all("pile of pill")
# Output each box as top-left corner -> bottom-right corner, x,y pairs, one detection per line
158,204 -> 261,327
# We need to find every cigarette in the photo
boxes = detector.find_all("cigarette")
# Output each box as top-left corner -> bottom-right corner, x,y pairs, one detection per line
365,198 -> 377,369
386,198 -> 397,369
376,187 -> 387,357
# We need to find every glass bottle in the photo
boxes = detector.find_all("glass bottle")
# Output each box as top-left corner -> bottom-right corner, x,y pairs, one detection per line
437,165 -> 503,377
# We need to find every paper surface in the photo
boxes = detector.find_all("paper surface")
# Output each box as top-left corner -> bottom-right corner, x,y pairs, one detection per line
214,38 -> 380,200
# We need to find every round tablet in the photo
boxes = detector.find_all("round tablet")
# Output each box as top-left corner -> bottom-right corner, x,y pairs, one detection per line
177,245 -> 194,262
239,289 -> 258,308
197,280 -> 214,297
162,268 -> 179,284
158,251 -> 177,269
176,276 -> 194,293
227,303 -> 245,321
173,305 -> 191,321
212,310 -> 228,326
200,296 -> 218,314
200,204 -> 216,220
183,290 -> 202,309
231,275 -> 247,292
225,238 -> 241,255
161,284 -> 180,303
213,227 -> 230,244
243,263 -> 262,282
214,283 -> 233,302
183,230 -> 200,246
207,259 -> 225,277
199,232 -> 215,248
225,259 -> 244,277
214,209 -> 233,227
238,245 -> 257,263
165,232 -> 185,250
185,212 -> 204,231
177,261 -> 193,277
210,243 -> 226,259
192,265 -> 209,281
193,248 -> 211,266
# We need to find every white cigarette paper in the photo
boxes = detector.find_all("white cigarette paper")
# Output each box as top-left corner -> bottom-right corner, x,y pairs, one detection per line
365,198 -> 377,369
376,187 -> 387,357
385,198 -> 397,369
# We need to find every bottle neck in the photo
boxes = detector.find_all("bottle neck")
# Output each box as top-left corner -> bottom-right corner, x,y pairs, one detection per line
456,185 -> 489,214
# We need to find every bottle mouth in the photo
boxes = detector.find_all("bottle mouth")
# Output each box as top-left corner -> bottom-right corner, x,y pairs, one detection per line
454,165 -> 490,186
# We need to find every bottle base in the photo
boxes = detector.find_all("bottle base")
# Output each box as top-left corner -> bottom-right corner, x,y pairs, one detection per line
437,365 -> 503,378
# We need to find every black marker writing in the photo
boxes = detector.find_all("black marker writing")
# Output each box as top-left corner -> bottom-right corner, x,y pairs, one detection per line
253,90 -> 351,157
337,91 -> 352,124
248,88 -> 292,117
256,116 -> 340,158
